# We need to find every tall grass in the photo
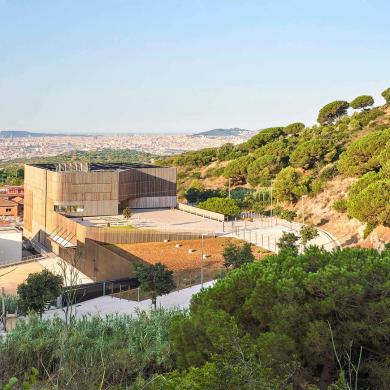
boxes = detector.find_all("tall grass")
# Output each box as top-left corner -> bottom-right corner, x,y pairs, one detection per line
1,295 -> 19,315
0,309 -> 180,389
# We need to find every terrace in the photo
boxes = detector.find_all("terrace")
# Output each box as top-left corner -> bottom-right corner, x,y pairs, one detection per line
73,208 -> 226,234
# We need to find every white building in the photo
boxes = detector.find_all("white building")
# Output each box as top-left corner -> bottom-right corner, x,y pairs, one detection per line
0,227 -> 22,265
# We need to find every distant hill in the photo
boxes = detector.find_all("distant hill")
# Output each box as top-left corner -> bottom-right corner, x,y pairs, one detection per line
193,128 -> 253,137
0,130 -> 95,137
0,130 -> 67,138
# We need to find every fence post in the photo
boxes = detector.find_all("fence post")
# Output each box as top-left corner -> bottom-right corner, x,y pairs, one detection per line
137,287 -> 140,302
103,282 -> 106,296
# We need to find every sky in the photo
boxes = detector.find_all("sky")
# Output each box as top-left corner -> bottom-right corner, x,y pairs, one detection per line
0,0 -> 389,134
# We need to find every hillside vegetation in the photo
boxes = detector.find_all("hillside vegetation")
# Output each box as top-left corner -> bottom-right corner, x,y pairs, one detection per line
0,149 -> 153,185
160,88 -> 390,239
1,247 -> 389,389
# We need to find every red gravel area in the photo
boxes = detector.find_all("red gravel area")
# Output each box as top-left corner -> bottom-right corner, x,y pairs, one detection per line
114,237 -> 269,272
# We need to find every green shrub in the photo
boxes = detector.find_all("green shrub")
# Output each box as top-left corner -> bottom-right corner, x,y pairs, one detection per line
223,242 -> 255,269
338,128 -> 390,176
284,122 -> 305,135
290,139 -> 337,169
318,163 -> 339,180
310,178 -> 325,195
245,127 -> 284,150
353,107 -> 384,127
272,205 -> 297,221
223,155 -> 253,184
198,197 -> 241,217
274,167 -> 307,203
347,179 -> 390,230
332,199 -> 348,213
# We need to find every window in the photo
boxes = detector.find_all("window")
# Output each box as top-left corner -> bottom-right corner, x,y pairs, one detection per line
6,208 -> 12,212
54,205 -> 84,214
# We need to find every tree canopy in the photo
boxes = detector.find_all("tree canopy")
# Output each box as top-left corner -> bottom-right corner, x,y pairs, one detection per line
171,247 -> 390,389
135,263 -> 176,308
338,128 -> 390,176
223,241 -> 255,269
381,87 -> 390,104
350,95 -> 374,110
198,197 -> 241,217
317,101 -> 349,125
17,270 -> 63,316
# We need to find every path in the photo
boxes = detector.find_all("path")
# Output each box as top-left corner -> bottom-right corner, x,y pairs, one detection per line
226,217 -> 340,253
44,281 -> 215,320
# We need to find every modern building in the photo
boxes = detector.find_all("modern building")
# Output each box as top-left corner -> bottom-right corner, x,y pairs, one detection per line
23,162 -> 177,245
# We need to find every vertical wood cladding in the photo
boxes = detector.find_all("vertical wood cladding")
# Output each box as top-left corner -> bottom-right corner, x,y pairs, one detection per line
118,167 -> 176,202
24,164 -> 177,244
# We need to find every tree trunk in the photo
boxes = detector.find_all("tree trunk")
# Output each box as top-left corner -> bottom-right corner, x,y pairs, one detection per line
152,295 -> 157,309
318,362 -> 332,390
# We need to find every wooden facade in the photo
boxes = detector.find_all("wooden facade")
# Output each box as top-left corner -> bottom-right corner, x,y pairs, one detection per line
23,163 -> 177,245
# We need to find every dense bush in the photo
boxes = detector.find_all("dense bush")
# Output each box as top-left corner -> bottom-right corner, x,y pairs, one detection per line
171,247 -> 390,389
0,310 -> 178,389
284,122 -> 305,135
332,198 -> 348,213
274,167 -> 307,202
290,139 -> 337,169
198,197 -> 241,217
223,155 -> 253,184
245,127 -> 284,150
272,205 -> 297,221
183,187 -> 224,204
223,241 -> 254,269
347,178 -> 390,236
338,128 -> 390,176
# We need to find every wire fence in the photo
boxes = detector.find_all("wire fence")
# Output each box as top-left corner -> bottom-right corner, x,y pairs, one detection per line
112,267 -> 223,302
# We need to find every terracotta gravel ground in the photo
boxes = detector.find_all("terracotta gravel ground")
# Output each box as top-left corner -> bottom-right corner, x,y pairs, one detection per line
0,261 -> 44,294
115,237 -> 269,272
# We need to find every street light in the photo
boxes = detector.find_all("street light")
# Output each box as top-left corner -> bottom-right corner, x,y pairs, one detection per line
200,233 -> 208,288
270,180 -> 274,218
301,195 -> 307,224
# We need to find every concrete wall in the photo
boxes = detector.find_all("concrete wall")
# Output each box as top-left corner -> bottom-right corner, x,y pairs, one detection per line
0,228 -> 22,265
126,196 -> 177,208
76,239 -> 137,281
178,203 -> 225,222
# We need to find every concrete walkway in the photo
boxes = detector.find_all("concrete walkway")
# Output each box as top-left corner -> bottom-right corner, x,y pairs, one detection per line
44,281 -> 215,320
226,218 -> 339,253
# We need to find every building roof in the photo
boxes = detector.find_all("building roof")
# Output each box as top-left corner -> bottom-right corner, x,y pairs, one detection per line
11,196 -> 24,205
0,199 -> 17,207
27,162 -> 163,172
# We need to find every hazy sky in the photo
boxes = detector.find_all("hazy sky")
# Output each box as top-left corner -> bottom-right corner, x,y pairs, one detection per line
1,0 -> 389,134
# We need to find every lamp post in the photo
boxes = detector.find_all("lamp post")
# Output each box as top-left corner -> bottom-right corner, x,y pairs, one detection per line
301,195 -> 307,224
201,233 -> 207,288
270,180 -> 274,218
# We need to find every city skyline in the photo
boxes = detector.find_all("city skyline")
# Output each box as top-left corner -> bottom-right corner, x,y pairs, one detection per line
1,0 -> 389,133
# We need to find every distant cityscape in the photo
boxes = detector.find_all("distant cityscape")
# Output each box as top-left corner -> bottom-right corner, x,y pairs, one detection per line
0,129 -> 253,161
